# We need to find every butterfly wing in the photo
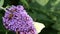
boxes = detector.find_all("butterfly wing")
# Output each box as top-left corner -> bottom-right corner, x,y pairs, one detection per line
33,22 -> 45,33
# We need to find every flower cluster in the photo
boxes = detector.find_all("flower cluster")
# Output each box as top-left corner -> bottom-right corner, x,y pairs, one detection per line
2,5 -> 37,34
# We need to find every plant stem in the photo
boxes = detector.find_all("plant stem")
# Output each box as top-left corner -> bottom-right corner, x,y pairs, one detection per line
0,6 -> 6,11
5,31 -> 8,34
16,30 -> 18,34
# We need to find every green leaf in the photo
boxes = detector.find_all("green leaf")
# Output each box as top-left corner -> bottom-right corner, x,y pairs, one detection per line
0,14 -> 6,31
28,11 -> 37,21
0,10 -> 10,33
52,0 -> 60,6
0,31 -> 5,34
8,31 -> 16,34
40,28 -> 57,34
52,13 -> 60,31
20,0 -> 29,9
36,0 -> 49,6
57,31 -> 60,34
52,23 -> 60,31
0,0 -> 4,6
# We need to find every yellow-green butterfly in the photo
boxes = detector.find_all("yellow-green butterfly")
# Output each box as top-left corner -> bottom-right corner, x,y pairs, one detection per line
33,22 -> 45,33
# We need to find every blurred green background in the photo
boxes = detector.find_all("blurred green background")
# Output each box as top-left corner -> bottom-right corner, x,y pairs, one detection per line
0,0 -> 60,34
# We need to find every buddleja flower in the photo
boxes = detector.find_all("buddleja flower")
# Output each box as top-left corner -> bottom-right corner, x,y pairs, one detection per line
2,5 -> 45,34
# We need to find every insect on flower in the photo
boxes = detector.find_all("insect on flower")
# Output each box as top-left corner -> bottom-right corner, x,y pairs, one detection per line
8,14 -> 13,20
2,5 -> 45,34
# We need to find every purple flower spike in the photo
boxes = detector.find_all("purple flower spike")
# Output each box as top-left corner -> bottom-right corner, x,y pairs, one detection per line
2,5 -> 37,34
